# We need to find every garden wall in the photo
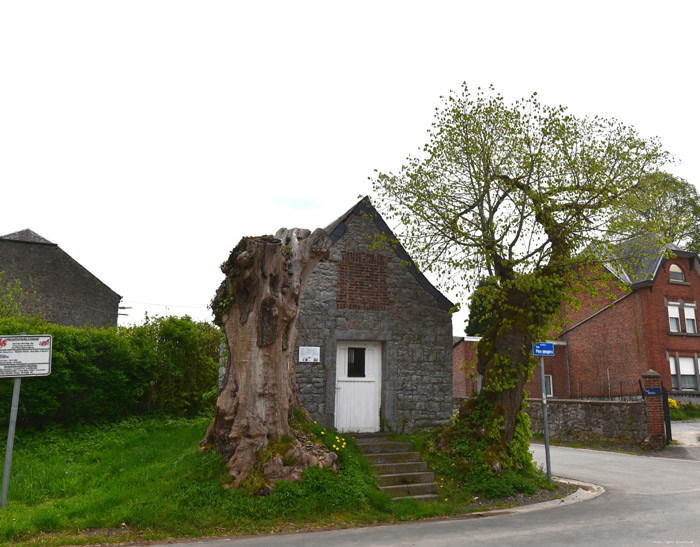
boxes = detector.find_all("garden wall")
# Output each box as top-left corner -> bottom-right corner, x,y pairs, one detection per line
525,398 -> 648,444
453,397 -> 648,444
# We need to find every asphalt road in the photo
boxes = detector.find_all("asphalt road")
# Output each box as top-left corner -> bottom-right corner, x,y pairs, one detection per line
152,443 -> 700,547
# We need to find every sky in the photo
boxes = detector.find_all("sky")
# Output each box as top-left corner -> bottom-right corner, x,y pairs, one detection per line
1,1 -> 698,332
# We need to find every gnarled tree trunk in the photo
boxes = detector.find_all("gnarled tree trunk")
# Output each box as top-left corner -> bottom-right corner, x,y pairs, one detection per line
200,227 -> 335,489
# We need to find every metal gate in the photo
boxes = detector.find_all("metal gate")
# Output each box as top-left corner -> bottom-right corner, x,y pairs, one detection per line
662,384 -> 672,445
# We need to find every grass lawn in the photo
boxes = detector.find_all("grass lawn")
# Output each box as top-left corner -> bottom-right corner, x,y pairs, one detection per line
0,416 -> 570,546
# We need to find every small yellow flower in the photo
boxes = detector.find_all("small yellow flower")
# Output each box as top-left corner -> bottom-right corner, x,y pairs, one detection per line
321,431 -> 325,435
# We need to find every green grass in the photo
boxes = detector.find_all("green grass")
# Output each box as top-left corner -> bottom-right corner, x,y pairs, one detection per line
0,417 -> 568,546
670,407 -> 700,421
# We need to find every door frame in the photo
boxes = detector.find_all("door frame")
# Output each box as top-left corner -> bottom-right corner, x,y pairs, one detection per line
334,340 -> 382,432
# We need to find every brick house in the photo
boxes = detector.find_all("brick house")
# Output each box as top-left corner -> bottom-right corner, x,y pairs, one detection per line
0,229 -> 121,328
453,239 -> 700,402
296,198 -> 454,433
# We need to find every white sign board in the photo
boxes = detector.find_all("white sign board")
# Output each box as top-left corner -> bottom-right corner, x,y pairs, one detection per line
0,335 -> 52,377
299,346 -> 321,363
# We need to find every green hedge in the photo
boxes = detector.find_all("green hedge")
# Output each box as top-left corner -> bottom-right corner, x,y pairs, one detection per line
0,316 -> 221,427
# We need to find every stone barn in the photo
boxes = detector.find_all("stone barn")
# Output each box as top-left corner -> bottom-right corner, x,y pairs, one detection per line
0,229 -> 121,328
295,198 -> 454,433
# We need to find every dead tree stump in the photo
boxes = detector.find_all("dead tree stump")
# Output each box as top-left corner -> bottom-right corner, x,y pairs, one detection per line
200,227 -> 335,489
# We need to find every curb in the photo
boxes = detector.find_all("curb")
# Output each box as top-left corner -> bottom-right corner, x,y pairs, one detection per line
466,477 -> 604,518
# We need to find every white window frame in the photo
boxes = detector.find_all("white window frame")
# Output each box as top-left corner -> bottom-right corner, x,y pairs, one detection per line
685,305 -> 697,334
678,356 -> 698,390
668,303 -> 681,333
544,374 -> 553,398
669,356 -> 679,390
669,264 -> 685,283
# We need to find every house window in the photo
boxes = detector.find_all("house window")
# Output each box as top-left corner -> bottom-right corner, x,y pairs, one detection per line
686,306 -> 697,334
669,264 -> 685,283
544,374 -> 553,398
670,357 -> 679,389
668,304 -> 681,333
678,357 -> 698,390
347,347 -> 366,378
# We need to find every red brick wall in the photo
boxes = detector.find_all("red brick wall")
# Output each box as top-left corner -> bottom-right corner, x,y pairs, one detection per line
561,292 -> 648,398
335,251 -> 390,310
559,266 -> 628,332
637,257 -> 700,391
526,347 -> 568,398
452,338 -> 568,399
452,339 -> 479,398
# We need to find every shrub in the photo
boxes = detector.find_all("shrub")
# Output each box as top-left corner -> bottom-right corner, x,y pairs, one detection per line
0,315 -> 221,427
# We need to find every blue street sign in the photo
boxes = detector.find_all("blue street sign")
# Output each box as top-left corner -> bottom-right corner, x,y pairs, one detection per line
532,342 -> 555,356
643,387 -> 661,396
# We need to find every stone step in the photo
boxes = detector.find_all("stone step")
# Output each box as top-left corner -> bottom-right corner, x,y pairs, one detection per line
380,482 -> 436,498
355,436 -> 435,499
371,461 -> 428,475
354,440 -> 412,454
364,451 -> 422,465
379,471 -> 435,486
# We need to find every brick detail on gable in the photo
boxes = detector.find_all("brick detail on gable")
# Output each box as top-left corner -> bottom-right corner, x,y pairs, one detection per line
335,251 -> 390,310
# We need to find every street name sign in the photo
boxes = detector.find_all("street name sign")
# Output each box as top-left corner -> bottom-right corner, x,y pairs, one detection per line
532,342 -> 555,357
0,335 -> 52,378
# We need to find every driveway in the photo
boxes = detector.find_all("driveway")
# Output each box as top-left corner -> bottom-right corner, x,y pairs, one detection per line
671,418 -> 700,446
152,445 -> 700,547
651,418 -> 700,461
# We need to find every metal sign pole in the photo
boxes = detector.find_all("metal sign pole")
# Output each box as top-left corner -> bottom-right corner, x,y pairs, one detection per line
539,355 -> 552,486
1,377 -> 21,508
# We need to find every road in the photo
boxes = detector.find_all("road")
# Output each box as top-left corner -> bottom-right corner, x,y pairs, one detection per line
157,445 -> 700,547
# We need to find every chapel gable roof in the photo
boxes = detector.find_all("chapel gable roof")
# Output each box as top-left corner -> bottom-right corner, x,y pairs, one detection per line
325,197 -> 454,311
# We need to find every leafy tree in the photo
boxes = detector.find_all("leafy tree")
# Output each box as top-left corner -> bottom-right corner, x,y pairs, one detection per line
0,271 -> 39,318
372,84 -> 669,471
608,171 -> 700,252
465,278 -> 496,337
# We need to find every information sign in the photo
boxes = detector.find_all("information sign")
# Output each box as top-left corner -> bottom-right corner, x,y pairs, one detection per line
0,335 -> 52,377
299,346 -> 321,363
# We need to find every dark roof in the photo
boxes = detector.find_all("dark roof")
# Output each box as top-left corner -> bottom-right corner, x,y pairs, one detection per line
605,234 -> 698,288
325,197 -> 454,312
0,229 -> 55,245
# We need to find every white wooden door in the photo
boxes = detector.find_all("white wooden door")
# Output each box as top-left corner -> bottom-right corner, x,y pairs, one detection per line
335,341 -> 381,433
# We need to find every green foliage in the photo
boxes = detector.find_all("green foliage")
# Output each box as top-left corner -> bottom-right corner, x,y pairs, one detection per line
417,399 -> 544,498
465,278 -> 496,336
0,315 -> 220,427
608,171 -> 700,252
0,271 -> 40,319
669,401 -> 700,421
125,315 -> 221,415
372,83 -> 670,455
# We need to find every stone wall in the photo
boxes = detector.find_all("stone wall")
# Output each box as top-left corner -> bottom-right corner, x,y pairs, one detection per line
0,237 -> 120,328
296,210 -> 453,433
525,398 -> 648,444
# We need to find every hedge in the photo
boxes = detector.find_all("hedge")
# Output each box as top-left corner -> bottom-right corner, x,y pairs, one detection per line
0,316 -> 221,427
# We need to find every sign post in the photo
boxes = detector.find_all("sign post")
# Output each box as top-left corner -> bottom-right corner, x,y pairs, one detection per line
0,334 -> 52,508
532,342 -> 553,486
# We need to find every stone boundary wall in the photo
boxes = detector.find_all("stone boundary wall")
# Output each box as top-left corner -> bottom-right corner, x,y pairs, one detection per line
453,397 -> 648,444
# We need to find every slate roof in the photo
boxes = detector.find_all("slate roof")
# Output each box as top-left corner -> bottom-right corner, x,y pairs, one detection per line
325,197 -> 454,312
604,234 -> 697,287
0,229 -> 55,245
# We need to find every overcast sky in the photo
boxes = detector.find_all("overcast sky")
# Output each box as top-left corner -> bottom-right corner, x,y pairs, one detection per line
1,1 -> 698,332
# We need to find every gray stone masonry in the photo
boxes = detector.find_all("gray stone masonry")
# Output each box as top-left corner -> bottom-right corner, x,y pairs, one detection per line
296,212 -> 453,433
526,398 -> 648,444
